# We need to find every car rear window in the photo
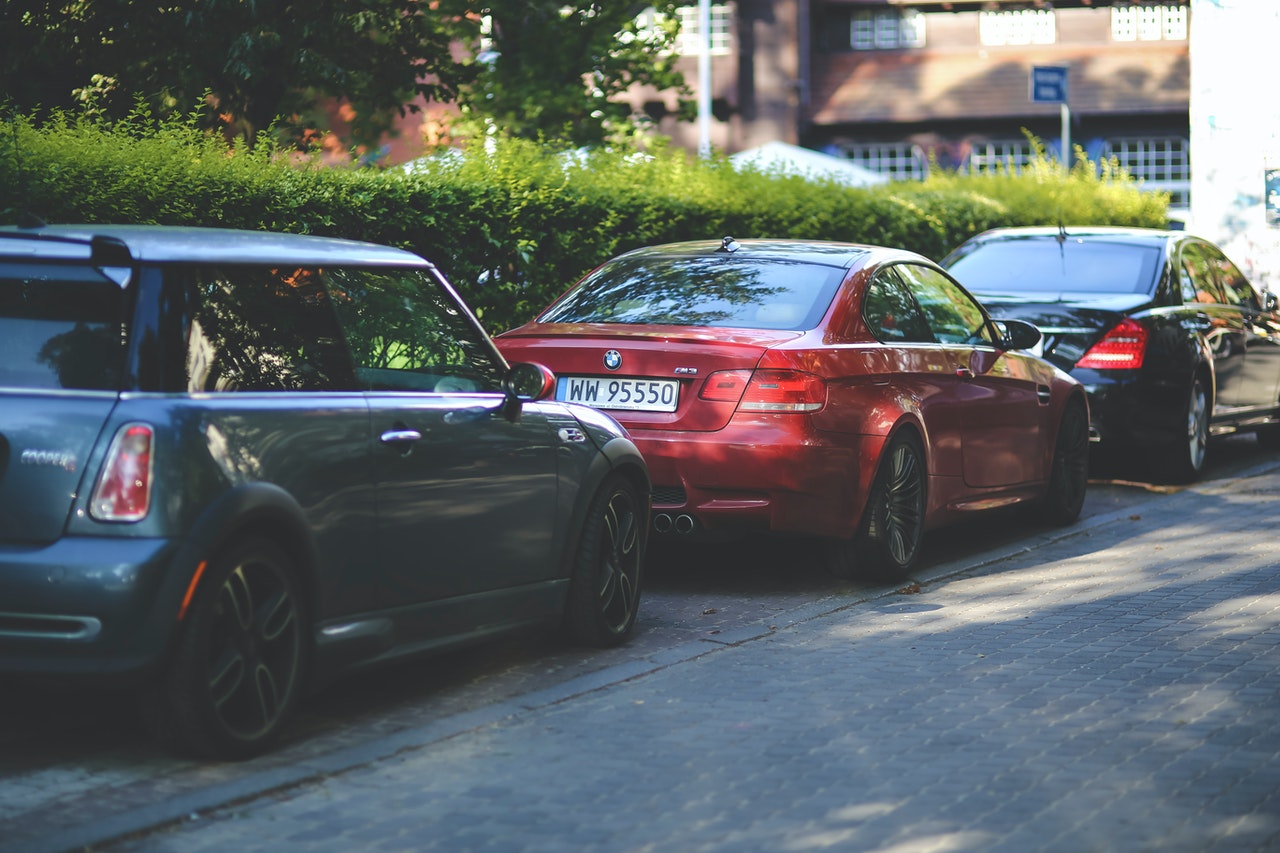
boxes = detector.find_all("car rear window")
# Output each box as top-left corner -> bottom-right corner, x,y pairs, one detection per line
0,262 -> 127,391
538,257 -> 846,329
946,239 -> 1163,295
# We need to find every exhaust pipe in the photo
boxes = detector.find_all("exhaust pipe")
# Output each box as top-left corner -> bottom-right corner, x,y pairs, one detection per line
674,514 -> 696,534
653,513 -> 673,534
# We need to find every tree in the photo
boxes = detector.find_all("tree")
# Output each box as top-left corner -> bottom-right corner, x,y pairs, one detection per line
442,2 -> 689,148
1,1 -> 470,148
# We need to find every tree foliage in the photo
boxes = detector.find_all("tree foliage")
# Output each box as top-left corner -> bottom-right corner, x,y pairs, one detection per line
440,2 -> 690,148
2,1 -> 692,152
2,0 -> 469,147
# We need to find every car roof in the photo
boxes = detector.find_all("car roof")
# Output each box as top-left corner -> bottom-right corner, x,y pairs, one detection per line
0,224 -> 432,268
611,238 -> 910,270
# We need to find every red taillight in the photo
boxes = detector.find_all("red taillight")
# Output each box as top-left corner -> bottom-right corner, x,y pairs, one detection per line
90,423 -> 154,522
1075,318 -> 1148,370
701,369 -> 826,413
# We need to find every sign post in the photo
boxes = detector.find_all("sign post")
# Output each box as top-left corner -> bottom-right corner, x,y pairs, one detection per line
1031,65 -> 1071,167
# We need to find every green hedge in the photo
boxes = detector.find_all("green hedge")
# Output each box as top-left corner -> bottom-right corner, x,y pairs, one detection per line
0,111 -> 1169,333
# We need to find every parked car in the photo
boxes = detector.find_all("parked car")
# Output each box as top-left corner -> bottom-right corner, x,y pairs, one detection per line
942,226 -> 1280,482
0,223 -> 649,759
496,237 -> 1088,581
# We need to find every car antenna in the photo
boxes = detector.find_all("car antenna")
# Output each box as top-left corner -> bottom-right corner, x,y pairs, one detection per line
717,236 -> 740,253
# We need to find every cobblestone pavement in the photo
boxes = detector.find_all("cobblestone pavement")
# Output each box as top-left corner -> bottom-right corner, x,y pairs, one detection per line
37,464 -> 1276,853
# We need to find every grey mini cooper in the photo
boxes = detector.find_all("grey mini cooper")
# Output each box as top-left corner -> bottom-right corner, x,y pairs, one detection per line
0,223 -> 649,759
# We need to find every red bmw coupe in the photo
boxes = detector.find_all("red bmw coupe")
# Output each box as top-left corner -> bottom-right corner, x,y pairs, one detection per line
497,237 -> 1089,580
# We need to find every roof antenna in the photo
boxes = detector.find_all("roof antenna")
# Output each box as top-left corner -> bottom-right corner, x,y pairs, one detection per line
718,236 -> 740,253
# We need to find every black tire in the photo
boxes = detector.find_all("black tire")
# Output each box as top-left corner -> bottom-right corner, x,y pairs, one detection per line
1160,373 -> 1209,484
831,431 -> 926,583
564,475 -> 645,647
1256,423 -> 1280,451
1039,401 -> 1089,525
143,538 -> 308,760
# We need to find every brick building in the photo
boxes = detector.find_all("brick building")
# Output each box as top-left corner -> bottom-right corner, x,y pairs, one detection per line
629,1 -> 1190,209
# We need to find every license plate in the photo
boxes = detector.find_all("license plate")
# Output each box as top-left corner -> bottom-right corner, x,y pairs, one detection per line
556,376 -> 680,412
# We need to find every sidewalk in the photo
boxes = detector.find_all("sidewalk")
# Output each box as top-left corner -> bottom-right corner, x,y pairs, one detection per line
14,464 -> 1280,853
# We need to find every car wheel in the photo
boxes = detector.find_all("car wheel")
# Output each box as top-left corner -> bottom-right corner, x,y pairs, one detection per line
1161,374 -> 1209,484
565,474 -> 645,647
144,538 -> 307,760
844,431 -> 926,583
1038,401 -> 1089,525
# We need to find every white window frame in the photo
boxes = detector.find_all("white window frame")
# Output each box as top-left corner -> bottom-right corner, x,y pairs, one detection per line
1111,5 -> 1188,42
1104,136 -> 1191,207
851,9 -> 925,51
979,9 -> 1056,46
842,142 -> 928,181
966,140 -> 1037,175
676,5 -> 732,56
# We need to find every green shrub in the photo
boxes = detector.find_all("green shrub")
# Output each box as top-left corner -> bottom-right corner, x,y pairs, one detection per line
0,110 -> 1168,333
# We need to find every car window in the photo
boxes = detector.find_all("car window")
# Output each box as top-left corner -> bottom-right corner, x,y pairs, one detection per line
538,256 -> 846,330
1179,243 -> 1225,305
1205,244 -> 1260,311
946,237 -> 1163,295
894,264 -> 997,346
862,270 -> 934,343
155,265 -> 357,393
325,267 -> 506,393
0,261 -> 127,391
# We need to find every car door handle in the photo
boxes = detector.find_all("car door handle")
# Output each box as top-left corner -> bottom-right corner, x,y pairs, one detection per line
379,429 -> 422,445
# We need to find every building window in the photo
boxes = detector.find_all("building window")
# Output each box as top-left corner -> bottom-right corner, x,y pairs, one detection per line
979,9 -> 1056,46
675,5 -> 732,55
1112,4 -> 1187,42
851,9 -> 925,51
842,143 -> 928,181
966,140 -> 1037,175
1104,136 -> 1191,208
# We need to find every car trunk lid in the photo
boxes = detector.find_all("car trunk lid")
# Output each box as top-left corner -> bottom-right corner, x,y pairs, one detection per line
976,293 -> 1152,371
498,323 -> 804,432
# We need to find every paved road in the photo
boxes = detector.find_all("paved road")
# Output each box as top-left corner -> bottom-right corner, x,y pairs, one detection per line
3,438 -> 1277,853
0,438 -> 1274,850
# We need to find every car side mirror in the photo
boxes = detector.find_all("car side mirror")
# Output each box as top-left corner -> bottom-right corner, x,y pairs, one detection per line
997,319 -> 1043,352
503,361 -> 557,403
1266,291 -> 1279,313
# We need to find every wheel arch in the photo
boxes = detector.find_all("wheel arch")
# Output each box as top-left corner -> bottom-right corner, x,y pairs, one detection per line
166,483 -> 320,637
556,435 -> 650,582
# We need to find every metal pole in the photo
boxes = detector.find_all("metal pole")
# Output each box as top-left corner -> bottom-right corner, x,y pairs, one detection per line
698,0 -> 711,158
1061,102 -> 1071,169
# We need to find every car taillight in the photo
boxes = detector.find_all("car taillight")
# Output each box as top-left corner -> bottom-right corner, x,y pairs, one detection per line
90,423 -> 154,522
701,369 -> 826,413
1075,318 -> 1147,370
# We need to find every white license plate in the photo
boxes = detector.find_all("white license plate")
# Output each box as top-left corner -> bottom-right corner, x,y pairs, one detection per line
557,376 -> 680,412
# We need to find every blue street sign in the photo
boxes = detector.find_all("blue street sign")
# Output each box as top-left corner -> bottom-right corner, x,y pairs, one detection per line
1031,65 -> 1069,104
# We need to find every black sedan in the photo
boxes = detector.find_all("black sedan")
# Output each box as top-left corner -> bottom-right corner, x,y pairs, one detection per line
942,226 -> 1280,482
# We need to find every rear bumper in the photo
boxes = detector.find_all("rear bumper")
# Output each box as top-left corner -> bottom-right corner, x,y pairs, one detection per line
1076,369 -> 1185,449
633,420 -> 885,539
0,536 -> 185,681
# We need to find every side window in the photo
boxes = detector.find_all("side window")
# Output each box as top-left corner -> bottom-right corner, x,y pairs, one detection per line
171,266 -> 356,392
1180,243 -> 1224,305
325,267 -> 506,393
862,270 -> 934,343
896,264 -> 997,346
1206,245 -> 1259,311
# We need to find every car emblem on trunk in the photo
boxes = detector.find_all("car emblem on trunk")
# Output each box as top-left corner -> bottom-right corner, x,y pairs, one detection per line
604,350 -> 622,370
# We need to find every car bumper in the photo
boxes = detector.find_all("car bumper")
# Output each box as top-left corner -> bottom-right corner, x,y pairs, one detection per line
0,536 -> 186,680
1076,369 -> 1185,449
633,419 -> 885,539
